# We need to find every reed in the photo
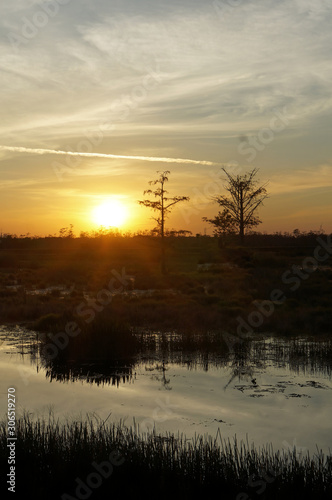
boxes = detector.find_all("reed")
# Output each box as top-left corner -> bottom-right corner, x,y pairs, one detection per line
37,307 -> 139,362
0,414 -> 331,499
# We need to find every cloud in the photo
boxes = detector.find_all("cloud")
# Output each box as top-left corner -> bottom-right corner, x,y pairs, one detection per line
1,0 -> 332,233
1,0 -> 332,144
268,164 -> 332,195
0,145 -> 218,166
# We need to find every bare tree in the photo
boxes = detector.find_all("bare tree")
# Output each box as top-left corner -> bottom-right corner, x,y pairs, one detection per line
138,170 -> 190,273
204,168 -> 268,244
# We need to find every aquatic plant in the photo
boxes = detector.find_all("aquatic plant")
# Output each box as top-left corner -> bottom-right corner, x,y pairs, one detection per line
0,414 -> 331,499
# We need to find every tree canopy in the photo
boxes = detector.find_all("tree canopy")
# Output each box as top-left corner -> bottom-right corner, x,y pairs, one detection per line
204,168 -> 268,244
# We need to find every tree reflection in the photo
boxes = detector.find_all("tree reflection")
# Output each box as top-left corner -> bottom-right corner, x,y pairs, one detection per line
35,332 -> 332,386
146,361 -> 172,390
42,358 -> 135,386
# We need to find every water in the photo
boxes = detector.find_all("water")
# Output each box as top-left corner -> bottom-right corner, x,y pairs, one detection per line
0,325 -> 331,454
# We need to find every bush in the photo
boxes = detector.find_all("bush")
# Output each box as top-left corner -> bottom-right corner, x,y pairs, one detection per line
40,307 -> 139,362
32,313 -> 63,332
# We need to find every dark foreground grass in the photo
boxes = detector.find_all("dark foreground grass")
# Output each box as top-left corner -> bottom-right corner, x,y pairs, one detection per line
0,415 -> 331,500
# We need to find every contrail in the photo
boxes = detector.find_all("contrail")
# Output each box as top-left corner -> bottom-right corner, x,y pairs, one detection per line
0,145 -> 219,166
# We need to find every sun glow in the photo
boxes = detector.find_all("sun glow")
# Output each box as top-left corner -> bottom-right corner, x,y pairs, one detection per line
92,199 -> 128,228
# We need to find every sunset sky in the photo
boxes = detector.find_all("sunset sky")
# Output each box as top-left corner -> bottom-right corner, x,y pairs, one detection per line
0,0 -> 331,236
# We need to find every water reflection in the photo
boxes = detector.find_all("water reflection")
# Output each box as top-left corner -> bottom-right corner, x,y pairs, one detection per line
1,327 -> 331,385
143,361 -> 172,390
36,332 -> 332,385
270,337 -> 332,377
43,360 -> 135,387
1,327 -> 332,453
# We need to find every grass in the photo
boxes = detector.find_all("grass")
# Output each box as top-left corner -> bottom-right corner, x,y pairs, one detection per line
2,235 -> 332,498
36,308 -> 140,362
0,414 -> 331,499
1,236 -> 332,338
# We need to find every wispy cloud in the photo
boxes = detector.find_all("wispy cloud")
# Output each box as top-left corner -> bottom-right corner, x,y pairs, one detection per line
1,1 -> 332,233
0,145 -> 218,166
269,164 -> 332,195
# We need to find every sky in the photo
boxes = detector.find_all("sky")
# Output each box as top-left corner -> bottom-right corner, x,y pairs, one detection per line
0,0 -> 331,236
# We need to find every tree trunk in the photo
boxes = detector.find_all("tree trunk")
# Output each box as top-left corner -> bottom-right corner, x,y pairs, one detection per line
239,184 -> 244,245
161,236 -> 166,274
161,180 -> 166,274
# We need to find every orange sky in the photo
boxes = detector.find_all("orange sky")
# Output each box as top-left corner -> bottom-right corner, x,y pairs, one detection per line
1,1 -> 331,236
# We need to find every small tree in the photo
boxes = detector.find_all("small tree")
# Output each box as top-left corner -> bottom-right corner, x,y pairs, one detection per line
203,209 -> 237,247
58,224 -> 74,238
203,209 -> 237,237
204,168 -> 268,245
138,170 -> 190,273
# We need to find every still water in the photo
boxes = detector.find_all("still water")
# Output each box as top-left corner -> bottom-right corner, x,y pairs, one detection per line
0,325 -> 331,454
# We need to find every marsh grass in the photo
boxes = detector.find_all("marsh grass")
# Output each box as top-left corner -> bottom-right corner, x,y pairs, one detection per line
1,236 -> 332,337
0,414 -> 331,499
37,308 -> 140,362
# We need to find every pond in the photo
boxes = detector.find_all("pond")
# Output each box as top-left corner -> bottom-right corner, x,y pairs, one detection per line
0,325 -> 331,455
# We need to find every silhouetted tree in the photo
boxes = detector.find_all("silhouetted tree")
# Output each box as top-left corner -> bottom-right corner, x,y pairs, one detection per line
58,224 -> 74,238
138,170 -> 190,273
204,168 -> 268,244
203,209 -> 237,238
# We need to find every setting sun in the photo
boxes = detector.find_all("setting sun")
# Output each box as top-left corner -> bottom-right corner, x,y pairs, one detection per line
92,199 -> 128,228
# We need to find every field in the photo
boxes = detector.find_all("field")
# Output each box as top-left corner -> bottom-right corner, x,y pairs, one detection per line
1,232 -> 332,341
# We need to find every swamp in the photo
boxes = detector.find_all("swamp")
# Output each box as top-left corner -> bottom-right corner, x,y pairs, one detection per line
0,233 -> 331,498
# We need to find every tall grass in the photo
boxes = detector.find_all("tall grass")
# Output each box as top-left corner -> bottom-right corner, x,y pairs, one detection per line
37,307 -> 139,362
0,414 -> 331,499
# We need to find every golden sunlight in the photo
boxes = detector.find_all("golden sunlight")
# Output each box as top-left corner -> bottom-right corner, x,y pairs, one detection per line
92,199 -> 128,228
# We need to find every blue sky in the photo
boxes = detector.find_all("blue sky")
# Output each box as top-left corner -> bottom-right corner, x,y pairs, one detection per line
0,0 -> 331,234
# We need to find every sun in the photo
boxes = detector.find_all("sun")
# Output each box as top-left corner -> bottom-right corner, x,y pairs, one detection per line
92,199 -> 128,228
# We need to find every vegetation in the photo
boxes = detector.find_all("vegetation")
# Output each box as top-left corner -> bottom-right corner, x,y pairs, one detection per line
1,230 -> 332,498
36,308 -> 139,363
0,230 -> 331,339
38,332 -> 332,385
204,168 -> 268,244
0,414 -> 331,500
138,170 -> 190,273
